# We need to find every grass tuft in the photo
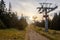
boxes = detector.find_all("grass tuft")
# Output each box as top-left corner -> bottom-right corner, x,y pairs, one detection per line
31,25 -> 60,40
0,28 -> 26,40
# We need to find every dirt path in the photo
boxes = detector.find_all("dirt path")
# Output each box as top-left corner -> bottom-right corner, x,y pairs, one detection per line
25,25 -> 49,40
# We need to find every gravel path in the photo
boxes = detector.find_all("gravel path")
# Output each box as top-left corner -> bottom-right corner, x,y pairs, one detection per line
25,25 -> 50,40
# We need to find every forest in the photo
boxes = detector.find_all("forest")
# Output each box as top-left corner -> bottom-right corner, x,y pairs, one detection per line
0,0 -> 60,30
34,12 -> 60,30
0,0 -> 28,30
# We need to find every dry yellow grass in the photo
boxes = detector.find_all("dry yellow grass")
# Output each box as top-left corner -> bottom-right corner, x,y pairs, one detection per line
31,25 -> 60,40
0,28 -> 26,40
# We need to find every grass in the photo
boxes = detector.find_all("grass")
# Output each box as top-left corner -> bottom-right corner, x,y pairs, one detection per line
31,25 -> 60,40
0,28 -> 26,40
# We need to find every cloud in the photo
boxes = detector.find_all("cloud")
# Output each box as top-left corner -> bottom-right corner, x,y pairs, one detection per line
3,0 -> 60,21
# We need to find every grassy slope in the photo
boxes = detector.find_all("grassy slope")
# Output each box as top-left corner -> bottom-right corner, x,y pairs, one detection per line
0,28 -> 26,40
31,25 -> 60,40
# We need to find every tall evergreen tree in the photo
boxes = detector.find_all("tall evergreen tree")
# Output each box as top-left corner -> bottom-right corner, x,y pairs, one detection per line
51,13 -> 58,30
17,14 -> 28,30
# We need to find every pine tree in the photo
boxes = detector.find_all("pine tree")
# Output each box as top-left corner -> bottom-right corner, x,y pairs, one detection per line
52,13 -> 58,30
17,14 -> 28,30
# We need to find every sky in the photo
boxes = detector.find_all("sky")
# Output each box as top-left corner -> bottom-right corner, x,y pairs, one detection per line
1,0 -> 60,22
